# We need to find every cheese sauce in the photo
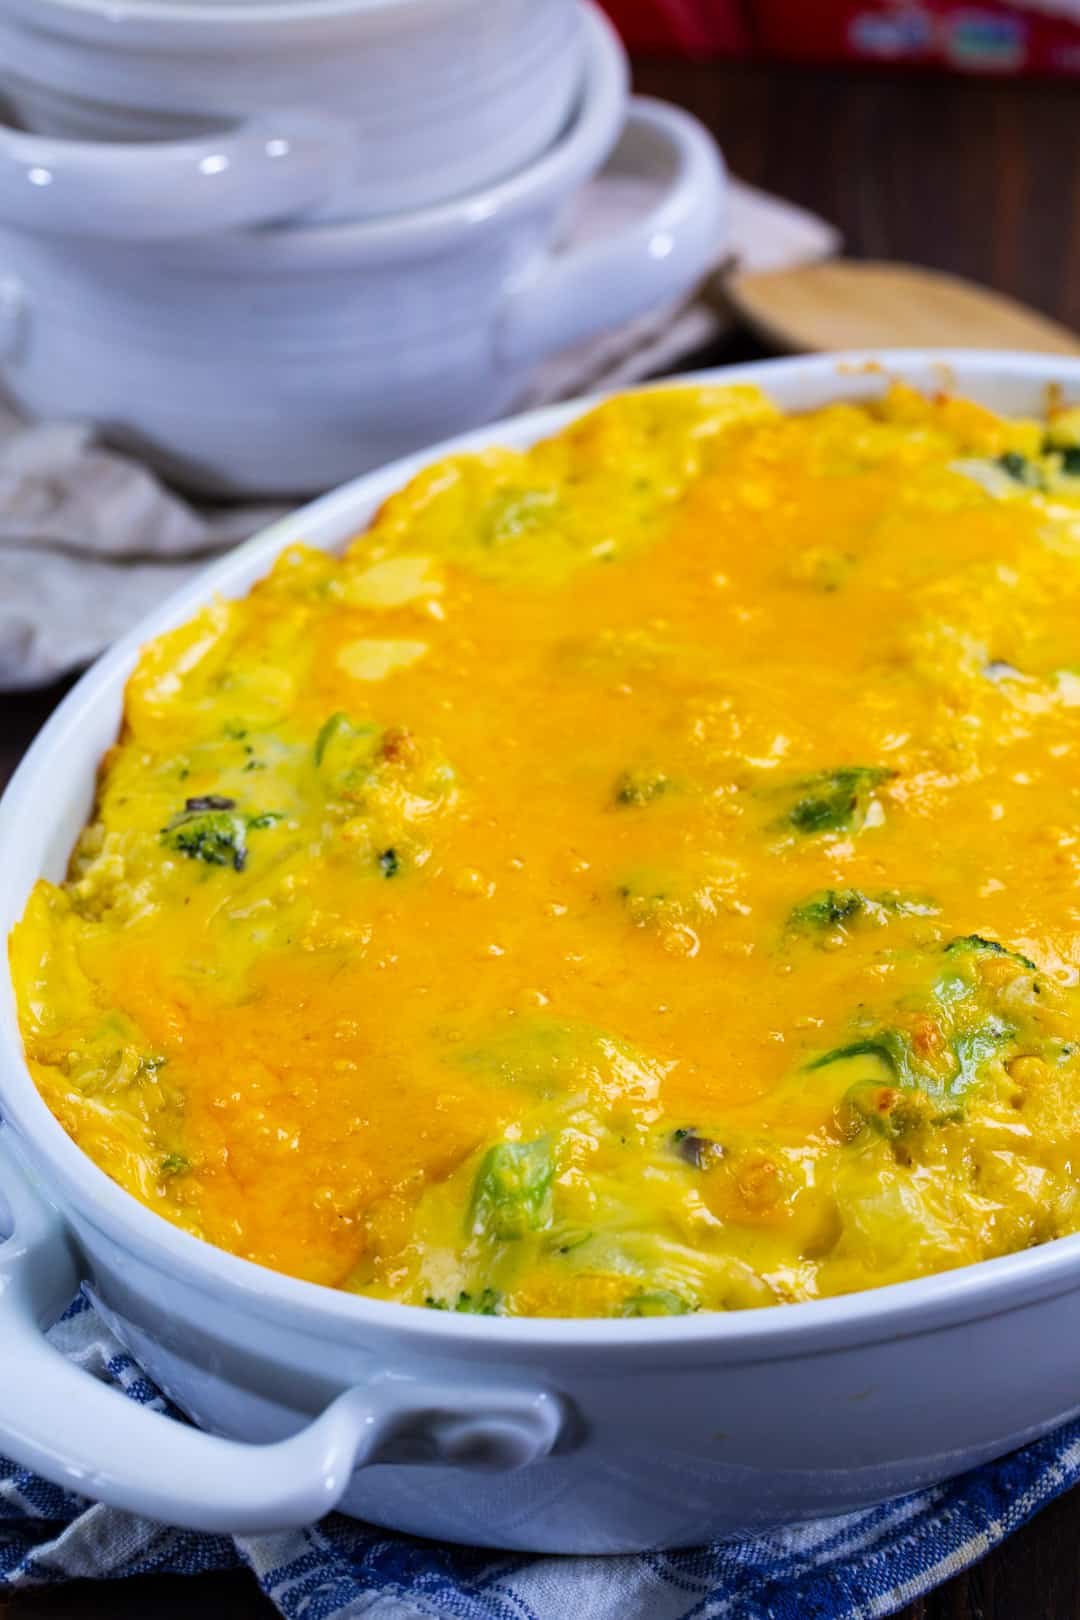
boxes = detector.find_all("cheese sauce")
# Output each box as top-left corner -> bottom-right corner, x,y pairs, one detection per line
13,382 -> 1080,1316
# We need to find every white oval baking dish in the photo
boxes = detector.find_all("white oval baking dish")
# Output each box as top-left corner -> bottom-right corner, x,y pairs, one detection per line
3,351 -> 1080,1553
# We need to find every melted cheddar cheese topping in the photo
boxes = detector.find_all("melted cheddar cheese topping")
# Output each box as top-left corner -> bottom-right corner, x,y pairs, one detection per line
14,382 -> 1080,1316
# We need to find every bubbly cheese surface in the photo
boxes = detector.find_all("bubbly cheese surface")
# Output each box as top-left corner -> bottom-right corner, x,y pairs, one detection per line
14,381 -> 1080,1317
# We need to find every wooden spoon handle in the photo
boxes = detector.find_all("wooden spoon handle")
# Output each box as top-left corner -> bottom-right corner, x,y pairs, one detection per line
725,260 -> 1080,356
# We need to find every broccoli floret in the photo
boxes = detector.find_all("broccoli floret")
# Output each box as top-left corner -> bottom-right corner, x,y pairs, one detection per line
313,712 -> 352,767
996,450 -> 1040,486
160,803 -> 282,872
835,1080 -> 938,1143
952,1019 -> 1014,1088
618,1290 -> 693,1317
313,711 -> 381,774
483,486 -> 559,547
807,1034 -> 917,1085
452,1288 -> 500,1315
469,1138 -> 556,1241
810,935 -> 1032,1112
613,768 -> 673,808
424,1289 -> 501,1315
784,767 -> 892,837
161,809 -> 249,871
790,889 -> 867,929
788,888 -> 938,933
944,934 -> 1036,971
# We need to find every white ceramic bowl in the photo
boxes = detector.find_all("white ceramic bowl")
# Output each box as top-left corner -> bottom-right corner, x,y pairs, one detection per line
0,9 -> 725,499
0,0 -> 585,222
6,352 -> 1080,1554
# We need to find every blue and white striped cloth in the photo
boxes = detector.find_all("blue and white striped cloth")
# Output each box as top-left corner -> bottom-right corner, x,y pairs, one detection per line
3,1292 -> 1079,1620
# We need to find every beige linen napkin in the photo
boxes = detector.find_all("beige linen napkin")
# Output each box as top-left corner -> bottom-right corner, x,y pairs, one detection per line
0,177 -> 838,690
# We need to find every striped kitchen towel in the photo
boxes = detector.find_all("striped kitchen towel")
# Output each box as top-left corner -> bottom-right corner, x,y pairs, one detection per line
2,1291 -> 1079,1620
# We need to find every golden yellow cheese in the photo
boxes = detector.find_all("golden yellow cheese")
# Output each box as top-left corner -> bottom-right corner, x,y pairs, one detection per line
13,381 -> 1080,1316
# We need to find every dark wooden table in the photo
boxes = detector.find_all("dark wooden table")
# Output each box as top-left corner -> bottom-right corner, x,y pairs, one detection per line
3,54 -> 1079,1620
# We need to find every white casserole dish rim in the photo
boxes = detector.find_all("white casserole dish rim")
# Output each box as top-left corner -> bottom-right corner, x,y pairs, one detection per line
4,347 -> 1080,1355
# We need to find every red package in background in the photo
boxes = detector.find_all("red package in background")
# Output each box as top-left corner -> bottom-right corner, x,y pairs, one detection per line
597,0 -> 751,53
752,0 -> 1080,75
597,0 -> 1080,72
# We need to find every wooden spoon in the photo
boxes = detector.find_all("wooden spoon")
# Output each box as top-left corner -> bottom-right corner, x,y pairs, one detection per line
723,259 -> 1080,356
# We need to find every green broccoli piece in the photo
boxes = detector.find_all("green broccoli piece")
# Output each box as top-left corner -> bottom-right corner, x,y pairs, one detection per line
951,1018 -> 1014,1089
313,711 -> 379,774
618,1290 -> 693,1317
424,1289 -> 501,1315
313,712 -> 350,767
811,935 -> 1031,1112
483,486 -> 559,547
784,767 -> 892,837
458,1018 -> 662,1104
807,1034 -> 918,1087
835,1079 -> 933,1143
613,768 -> 673,808
809,1019 -> 1009,1105
944,934 -> 1036,971
161,802 -> 282,872
789,888 -> 937,932
790,889 -> 868,929
996,451 -> 1041,486
161,809 -> 249,871
452,1288 -> 501,1315
469,1138 -> 556,1241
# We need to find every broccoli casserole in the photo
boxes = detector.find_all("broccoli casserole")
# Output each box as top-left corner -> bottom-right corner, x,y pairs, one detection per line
13,381 -> 1080,1317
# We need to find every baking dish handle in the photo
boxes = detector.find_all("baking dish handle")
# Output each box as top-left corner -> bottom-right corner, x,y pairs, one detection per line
498,97 -> 726,368
0,113 -> 345,239
0,1128 -> 569,1533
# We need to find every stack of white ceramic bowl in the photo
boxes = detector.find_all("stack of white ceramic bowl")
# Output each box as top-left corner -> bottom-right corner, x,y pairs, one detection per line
0,0 -> 726,496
